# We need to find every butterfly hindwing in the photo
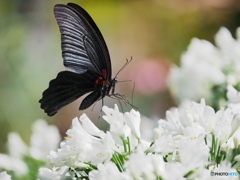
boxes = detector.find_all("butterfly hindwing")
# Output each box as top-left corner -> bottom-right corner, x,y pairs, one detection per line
80,91 -> 102,110
39,70 -> 101,116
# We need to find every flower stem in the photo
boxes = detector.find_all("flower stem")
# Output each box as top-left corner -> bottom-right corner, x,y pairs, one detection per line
127,137 -> 131,154
112,153 -> 125,172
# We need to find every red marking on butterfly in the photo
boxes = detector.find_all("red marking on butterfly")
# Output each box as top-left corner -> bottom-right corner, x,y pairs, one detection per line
94,69 -> 107,87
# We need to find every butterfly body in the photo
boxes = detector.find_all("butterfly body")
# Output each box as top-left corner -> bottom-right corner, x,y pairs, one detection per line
80,76 -> 118,110
39,3 -> 118,116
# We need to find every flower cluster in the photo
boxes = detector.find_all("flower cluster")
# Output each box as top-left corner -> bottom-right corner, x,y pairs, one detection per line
0,120 -> 60,179
38,101 -> 240,179
37,27 -> 240,179
169,27 -> 240,109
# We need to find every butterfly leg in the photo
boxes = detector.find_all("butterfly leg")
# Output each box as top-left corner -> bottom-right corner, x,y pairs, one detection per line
109,93 -> 137,110
117,93 -> 137,110
97,99 -> 104,119
107,94 -> 124,111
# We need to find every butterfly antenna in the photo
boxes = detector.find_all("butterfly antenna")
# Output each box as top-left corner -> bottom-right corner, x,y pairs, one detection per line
114,56 -> 133,78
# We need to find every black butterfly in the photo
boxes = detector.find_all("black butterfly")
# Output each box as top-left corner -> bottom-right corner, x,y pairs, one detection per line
39,3 -> 133,116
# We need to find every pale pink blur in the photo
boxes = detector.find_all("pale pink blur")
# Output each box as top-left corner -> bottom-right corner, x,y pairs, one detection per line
128,59 -> 169,96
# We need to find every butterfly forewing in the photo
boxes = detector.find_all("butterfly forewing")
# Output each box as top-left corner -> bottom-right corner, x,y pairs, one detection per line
67,3 -> 112,76
54,4 -> 112,79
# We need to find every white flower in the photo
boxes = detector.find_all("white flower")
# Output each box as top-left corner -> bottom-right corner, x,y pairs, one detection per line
0,154 -> 28,176
48,116 -> 117,167
150,127 -> 177,155
0,171 -> 12,180
124,150 -> 165,180
0,119 -> 60,178
215,27 -> 240,75
180,99 -> 233,144
213,109 -> 234,143
7,132 -> 27,158
163,163 -> 186,180
102,105 -> 142,149
89,162 -> 130,180
152,98 -> 239,154
38,103 -> 240,179
80,114 -> 105,138
226,126 -> 240,149
124,109 -> 141,139
158,108 -> 184,135
30,119 -> 61,160
227,85 -> 240,103
169,38 -> 224,102
169,27 -> 240,104
227,85 -> 240,116
84,132 -> 117,164
102,105 -> 131,140
38,166 -> 69,180
215,27 -> 236,55
178,137 -> 209,171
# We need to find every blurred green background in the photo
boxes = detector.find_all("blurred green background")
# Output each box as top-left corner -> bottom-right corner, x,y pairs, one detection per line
1,0 -> 240,152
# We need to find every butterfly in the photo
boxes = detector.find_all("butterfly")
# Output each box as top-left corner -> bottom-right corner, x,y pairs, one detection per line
39,3 -> 133,116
